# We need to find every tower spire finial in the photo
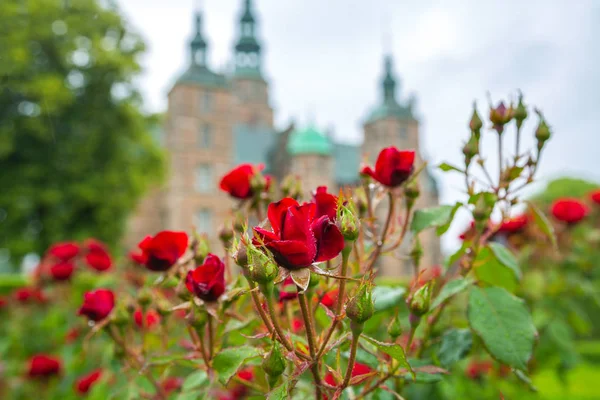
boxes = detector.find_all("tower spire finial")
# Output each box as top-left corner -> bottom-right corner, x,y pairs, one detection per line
382,54 -> 398,105
189,7 -> 207,67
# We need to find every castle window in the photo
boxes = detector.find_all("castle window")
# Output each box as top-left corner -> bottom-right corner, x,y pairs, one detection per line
202,92 -> 212,113
399,126 -> 408,140
195,164 -> 212,193
198,124 -> 212,148
194,208 -> 213,234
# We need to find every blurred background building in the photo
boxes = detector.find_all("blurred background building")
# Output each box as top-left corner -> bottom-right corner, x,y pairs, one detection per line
127,0 -> 440,276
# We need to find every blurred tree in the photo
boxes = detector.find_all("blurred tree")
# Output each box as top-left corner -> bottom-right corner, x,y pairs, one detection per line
0,0 -> 165,267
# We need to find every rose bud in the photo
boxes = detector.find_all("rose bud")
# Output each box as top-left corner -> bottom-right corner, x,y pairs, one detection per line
360,147 -> 415,188
27,354 -> 62,378
161,377 -> 183,395
47,241 -> 79,261
75,369 -> 102,394
281,174 -> 303,200
218,225 -> 234,247
219,163 -> 264,200
233,241 -> 248,269
78,289 -> 115,322
320,288 -> 339,309
338,203 -> 360,242
185,253 -> 226,302
49,261 -> 75,281
551,198 -> 589,225
194,233 -> 211,264
387,314 -> 403,340
130,231 -> 188,272
409,282 -> 432,317
469,104 -> 483,134
410,238 -> 423,269
262,341 -> 286,383
14,287 -> 46,304
253,198 -> 345,270
111,305 -> 130,327
462,135 -> 479,166
247,242 -> 278,286
590,189 -> 600,206
134,308 -> 160,329
513,93 -> 528,128
0,296 -> 6,309
137,288 -> 153,308
534,111 -> 551,149
404,180 -> 420,200
84,239 -> 112,272
489,101 -> 511,132
346,283 -> 374,333
498,214 -> 528,234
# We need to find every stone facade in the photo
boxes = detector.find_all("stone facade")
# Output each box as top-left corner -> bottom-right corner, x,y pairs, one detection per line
126,1 -> 441,276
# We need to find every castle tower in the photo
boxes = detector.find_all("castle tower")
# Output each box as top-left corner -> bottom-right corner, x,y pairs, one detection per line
287,126 -> 334,194
231,0 -> 273,127
363,54 -> 441,276
164,10 -> 235,240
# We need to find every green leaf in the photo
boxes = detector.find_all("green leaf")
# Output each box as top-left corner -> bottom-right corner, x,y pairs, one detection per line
373,286 -> 406,312
527,201 -> 557,250
431,278 -> 474,309
411,205 -> 454,234
212,346 -> 261,385
361,335 -> 414,378
267,381 -> 289,400
436,202 -> 463,235
176,391 -> 202,400
0,274 -> 29,294
488,243 -> 521,280
437,329 -> 473,368
438,163 -> 463,173
444,241 -> 469,268
468,286 -> 537,370
181,370 -> 208,391
474,247 -> 517,292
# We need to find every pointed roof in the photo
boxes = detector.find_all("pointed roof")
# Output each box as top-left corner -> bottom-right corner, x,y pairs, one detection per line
287,126 -> 332,156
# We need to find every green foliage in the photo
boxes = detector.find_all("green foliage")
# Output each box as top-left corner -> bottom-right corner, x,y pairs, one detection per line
468,286 -> 537,370
212,346 -> 261,385
410,205 -> 455,234
437,329 -> 473,368
0,0 -> 165,264
430,278 -> 473,309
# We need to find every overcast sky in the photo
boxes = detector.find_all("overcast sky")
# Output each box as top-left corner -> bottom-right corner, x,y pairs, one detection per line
118,0 -> 600,249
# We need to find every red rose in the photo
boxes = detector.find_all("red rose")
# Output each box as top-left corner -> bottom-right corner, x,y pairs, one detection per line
278,276 -> 298,302
49,261 -> 75,281
78,289 -> 115,322
75,369 -> 102,394
465,360 -> 493,380
360,147 -> 415,188
498,214 -> 528,233
312,186 -> 338,221
65,328 -> 80,344
324,362 -> 372,386
590,189 -> 600,205
134,308 -> 161,329
291,318 -> 304,333
253,198 -> 345,270
0,296 -> 6,309
84,239 -> 112,272
48,241 -> 79,261
320,288 -> 339,309
14,287 -> 46,304
185,253 -> 226,302
130,231 -> 188,272
27,354 -> 61,378
162,377 -> 183,394
219,163 -> 264,200
551,198 -> 589,224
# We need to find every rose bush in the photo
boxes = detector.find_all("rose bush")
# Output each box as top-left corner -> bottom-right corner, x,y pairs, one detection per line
1,95 -> 599,400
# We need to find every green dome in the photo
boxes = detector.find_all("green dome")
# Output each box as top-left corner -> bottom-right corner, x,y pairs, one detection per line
287,126 -> 332,156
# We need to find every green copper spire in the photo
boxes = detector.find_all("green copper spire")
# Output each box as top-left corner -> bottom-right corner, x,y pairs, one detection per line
382,55 -> 399,105
190,11 -> 207,67
234,0 -> 263,79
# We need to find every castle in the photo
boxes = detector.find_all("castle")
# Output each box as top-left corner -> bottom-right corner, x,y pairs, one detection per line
127,0 -> 441,277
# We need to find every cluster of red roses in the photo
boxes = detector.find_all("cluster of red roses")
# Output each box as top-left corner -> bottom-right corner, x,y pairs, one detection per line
43,239 -> 112,281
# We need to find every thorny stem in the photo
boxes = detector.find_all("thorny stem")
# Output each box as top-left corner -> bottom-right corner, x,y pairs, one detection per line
382,200 -> 413,253
222,243 -> 231,283
298,290 -> 323,399
366,191 -> 396,278
515,125 -> 522,160
207,314 -> 214,360
498,133 -> 503,187
342,329 -> 360,388
357,362 -> 404,400
187,325 -> 210,366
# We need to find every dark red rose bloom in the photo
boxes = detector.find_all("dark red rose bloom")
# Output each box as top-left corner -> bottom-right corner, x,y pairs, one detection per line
291,318 -> 304,333
360,147 -> 415,188
498,215 -> 528,234
27,354 -> 62,378
219,163 -> 264,200
324,362 -> 372,386
253,198 -> 345,270
551,198 -> 589,224
134,308 -> 161,329
130,231 -> 188,272
0,296 -> 6,309
48,241 -> 79,261
465,360 -> 493,380
185,253 -> 226,302
78,289 -> 115,322
65,327 -> 80,344
237,368 -> 254,382
75,369 -> 102,394
321,288 -> 339,309
590,189 -> 600,205
162,377 -> 183,394
49,261 -> 75,281
278,276 -> 298,302
312,186 -> 338,221
14,287 -> 46,304
84,239 -> 112,272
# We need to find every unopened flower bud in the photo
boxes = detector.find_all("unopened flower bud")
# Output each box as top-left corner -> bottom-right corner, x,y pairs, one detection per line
233,211 -> 245,233
111,305 -> 130,327
513,93 -> 528,128
387,314 -> 403,340
247,243 -> 278,285
188,307 -> 207,329
161,276 -> 180,289
404,180 -> 420,200
462,135 -> 479,166
409,283 -> 432,317
218,225 -> 234,247
410,238 -> 423,269
262,341 -> 286,380
338,203 -> 360,241
195,235 -> 210,264
489,101 -> 512,132
250,172 -> 267,193
138,288 -> 153,308
233,242 -> 248,269
281,175 -> 302,200
156,300 -> 172,317
469,104 -> 483,134
534,111 -> 551,148
346,283 -> 375,328
473,195 -> 491,223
